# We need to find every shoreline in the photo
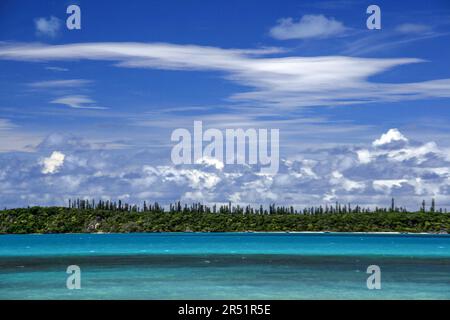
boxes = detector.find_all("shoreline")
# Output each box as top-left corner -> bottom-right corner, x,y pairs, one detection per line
1,230 -> 448,236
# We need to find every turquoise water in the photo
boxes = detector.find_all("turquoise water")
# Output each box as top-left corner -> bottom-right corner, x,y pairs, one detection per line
0,233 -> 449,299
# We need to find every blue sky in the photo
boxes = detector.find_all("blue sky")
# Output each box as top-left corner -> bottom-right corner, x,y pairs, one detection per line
1,0 -> 450,209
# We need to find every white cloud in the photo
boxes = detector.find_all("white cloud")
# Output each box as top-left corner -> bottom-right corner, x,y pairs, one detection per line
364,130 -> 443,166
1,42 -> 450,108
0,119 -> 42,153
51,95 -> 107,110
41,151 -> 65,174
0,119 -> 16,131
270,15 -> 348,40
195,157 -> 225,170
373,128 -> 408,147
387,142 -> 439,164
28,79 -> 91,89
373,179 -> 408,193
330,170 -> 365,191
357,149 -> 371,164
395,23 -> 432,34
2,128 -> 450,209
45,66 -> 69,72
34,16 -> 61,38
156,166 -> 221,190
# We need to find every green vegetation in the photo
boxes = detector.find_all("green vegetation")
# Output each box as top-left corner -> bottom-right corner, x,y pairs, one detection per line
0,199 -> 449,234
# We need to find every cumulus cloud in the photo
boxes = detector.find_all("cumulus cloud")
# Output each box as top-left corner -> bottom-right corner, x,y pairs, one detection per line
330,171 -> 365,192
195,157 -> 225,170
0,42 -> 450,108
1,129 -> 450,209
41,151 -> 65,174
356,149 -> 371,164
269,15 -> 348,40
34,16 -> 61,38
372,128 -> 408,147
373,179 -> 408,193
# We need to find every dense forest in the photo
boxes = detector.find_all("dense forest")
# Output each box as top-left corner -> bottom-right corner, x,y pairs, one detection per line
0,198 -> 449,234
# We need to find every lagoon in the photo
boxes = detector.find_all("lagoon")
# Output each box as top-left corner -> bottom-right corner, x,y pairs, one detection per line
0,233 -> 449,299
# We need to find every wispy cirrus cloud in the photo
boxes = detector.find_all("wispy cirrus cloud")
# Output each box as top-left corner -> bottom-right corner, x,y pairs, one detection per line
45,66 -> 69,72
395,23 -> 433,34
298,0 -> 361,10
1,42 -> 450,108
0,118 -> 16,131
341,19 -> 447,57
51,95 -> 107,110
0,118 -> 42,153
28,79 -> 92,89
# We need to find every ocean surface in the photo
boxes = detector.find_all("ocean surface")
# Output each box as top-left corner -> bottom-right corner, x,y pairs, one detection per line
0,232 -> 449,299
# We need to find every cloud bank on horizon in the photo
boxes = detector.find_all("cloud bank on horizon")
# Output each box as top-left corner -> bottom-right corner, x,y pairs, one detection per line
1,128 -> 450,209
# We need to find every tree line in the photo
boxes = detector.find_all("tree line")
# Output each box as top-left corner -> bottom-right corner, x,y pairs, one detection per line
1,197 -> 449,234
66,197 -> 447,215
